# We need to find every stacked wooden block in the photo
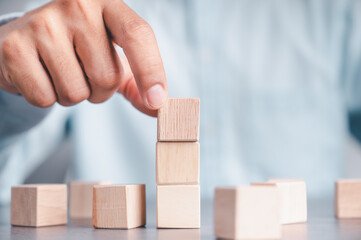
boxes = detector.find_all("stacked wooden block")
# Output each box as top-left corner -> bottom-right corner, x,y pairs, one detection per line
335,179 -> 361,218
156,98 -> 200,228
214,179 -> 307,239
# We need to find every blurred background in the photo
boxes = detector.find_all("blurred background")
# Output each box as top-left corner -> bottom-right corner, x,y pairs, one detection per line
0,0 -> 361,202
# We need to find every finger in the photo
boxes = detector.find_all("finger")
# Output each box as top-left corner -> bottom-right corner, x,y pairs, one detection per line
72,3 -> 122,103
36,23 -> 90,106
103,0 -> 168,110
117,54 -> 157,117
2,31 -> 56,107
0,73 -> 19,94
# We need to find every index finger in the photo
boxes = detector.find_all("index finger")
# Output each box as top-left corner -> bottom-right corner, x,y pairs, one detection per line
102,0 -> 167,110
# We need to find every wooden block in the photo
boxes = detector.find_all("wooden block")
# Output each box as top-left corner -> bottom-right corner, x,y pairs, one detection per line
11,184 -> 67,227
93,184 -> 146,229
335,179 -> 361,218
69,181 -> 111,219
157,98 -> 200,141
252,179 -> 307,224
214,186 -> 281,239
156,142 -> 199,185
157,185 -> 200,228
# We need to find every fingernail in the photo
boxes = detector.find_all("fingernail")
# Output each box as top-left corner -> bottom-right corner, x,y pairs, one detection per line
146,84 -> 166,108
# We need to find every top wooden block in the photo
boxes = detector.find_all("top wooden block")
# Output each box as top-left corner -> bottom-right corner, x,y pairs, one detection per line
157,98 -> 200,141
252,179 -> 307,224
11,184 -> 67,227
335,179 -> 361,218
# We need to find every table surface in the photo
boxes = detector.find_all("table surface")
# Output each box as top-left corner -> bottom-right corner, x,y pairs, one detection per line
1,198 -> 361,240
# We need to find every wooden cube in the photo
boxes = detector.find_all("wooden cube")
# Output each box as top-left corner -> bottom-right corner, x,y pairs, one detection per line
156,142 -> 199,185
335,179 -> 361,218
252,179 -> 307,224
157,185 -> 200,228
69,181 -> 111,219
214,186 -> 281,239
157,98 -> 200,141
93,184 -> 146,229
11,184 -> 67,227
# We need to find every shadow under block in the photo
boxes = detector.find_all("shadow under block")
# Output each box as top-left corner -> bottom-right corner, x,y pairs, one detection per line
69,181 -> 111,219
252,179 -> 307,224
157,185 -> 200,228
11,184 -> 67,227
157,98 -> 200,141
156,142 -> 199,185
335,179 -> 361,218
93,184 -> 146,229
214,186 -> 281,239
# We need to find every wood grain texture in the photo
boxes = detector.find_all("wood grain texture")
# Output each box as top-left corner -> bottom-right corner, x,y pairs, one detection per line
93,184 -> 146,229
11,184 -> 67,227
69,181 -> 111,219
156,142 -> 199,185
157,185 -> 200,228
252,179 -> 307,224
335,179 -> 361,218
157,98 -> 200,141
214,186 -> 281,239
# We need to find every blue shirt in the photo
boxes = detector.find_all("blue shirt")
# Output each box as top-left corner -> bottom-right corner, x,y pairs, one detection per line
1,0 -> 361,205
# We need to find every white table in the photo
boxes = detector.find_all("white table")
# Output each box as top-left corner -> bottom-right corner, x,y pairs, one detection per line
1,198 -> 361,240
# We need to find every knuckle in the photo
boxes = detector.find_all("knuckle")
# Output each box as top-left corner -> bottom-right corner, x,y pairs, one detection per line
89,69 -> 121,91
60,0 -> 91,21
1,31 -> 23,61
59,0 -> 77,8
28,9 -> 57,35
57,100 -> 72,107
88,96 -> 107,104
102,70 -> 121,90
123,19 -> 153,41
60,86 -> 90,105
73,0 -> 89,15
26,90 -> 56,108
139,59 -> 162,78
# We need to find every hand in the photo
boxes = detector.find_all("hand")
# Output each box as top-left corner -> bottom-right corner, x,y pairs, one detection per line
0,0 -> 167,116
